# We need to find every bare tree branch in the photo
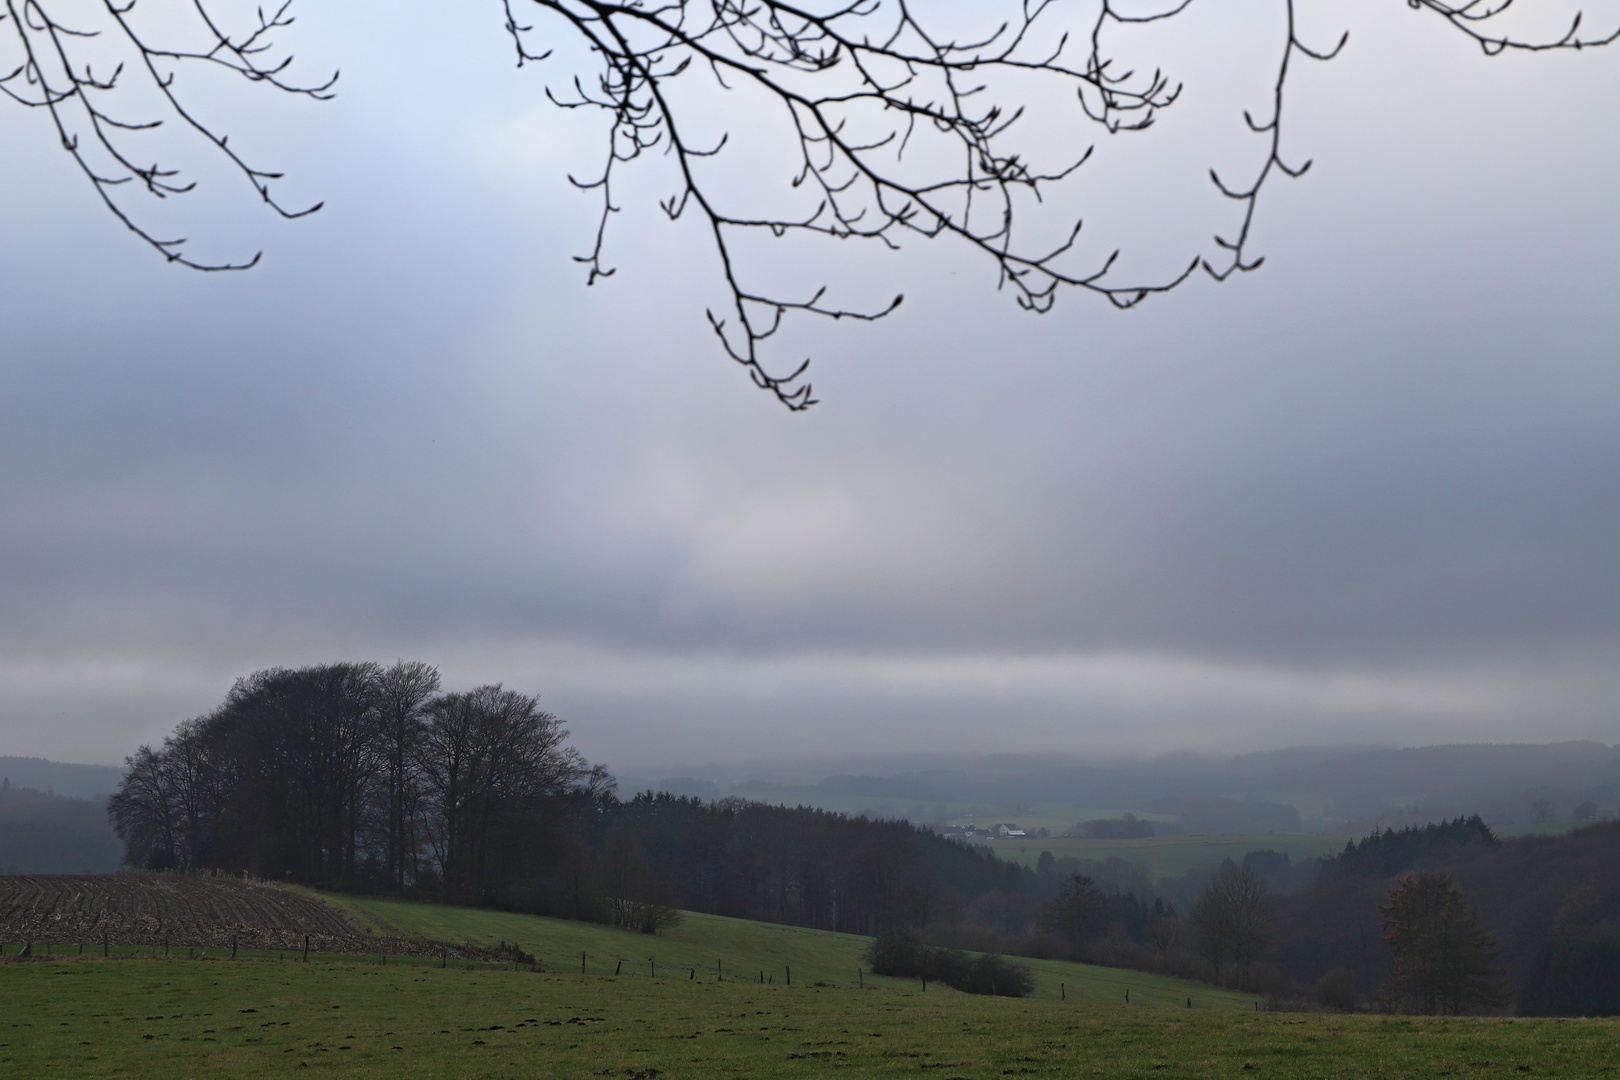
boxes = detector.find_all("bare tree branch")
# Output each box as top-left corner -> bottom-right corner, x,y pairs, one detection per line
505,0 -> 1616,407
1,0 -> 333,269
8,1 -> 1612,403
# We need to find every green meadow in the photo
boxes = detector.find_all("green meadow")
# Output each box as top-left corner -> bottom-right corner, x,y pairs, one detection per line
5,954 -> 1618,1079
321,893 -> 1251,1009
6,894 -> 1617,1078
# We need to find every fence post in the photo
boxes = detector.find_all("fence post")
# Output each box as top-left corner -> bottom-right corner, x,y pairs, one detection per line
858,969 -> 863,989
785,965 -> 790,986
649,956 -> 655,979
232,933 -> 238,960
581,951 -> 586,975
104,935 -> 109,958
303,935 -> 309,963
616,960 -> 622,976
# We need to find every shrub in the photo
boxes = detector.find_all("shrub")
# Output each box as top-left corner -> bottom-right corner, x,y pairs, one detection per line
866,930 -> 1033,997
1315,967 -> 1359,1011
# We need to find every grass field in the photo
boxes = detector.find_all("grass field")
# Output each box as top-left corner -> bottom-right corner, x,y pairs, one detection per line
322,893 -> 1253,1010
981,834 -> 1350,879
5,955 -> 1618,1079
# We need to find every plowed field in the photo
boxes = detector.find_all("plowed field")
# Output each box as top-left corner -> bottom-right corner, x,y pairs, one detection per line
0,874 -> 488,958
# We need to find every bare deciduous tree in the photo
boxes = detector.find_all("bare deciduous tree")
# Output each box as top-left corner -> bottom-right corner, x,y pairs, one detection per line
417,683 -> 593,902
374,660 -> 440,891
1380,870 -> 1506,1015
1190,862 -> 1278,989
1148,913 -> 1183,966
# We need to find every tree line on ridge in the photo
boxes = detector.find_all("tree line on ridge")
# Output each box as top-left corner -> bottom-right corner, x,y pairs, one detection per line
108,662 -> 1619,1014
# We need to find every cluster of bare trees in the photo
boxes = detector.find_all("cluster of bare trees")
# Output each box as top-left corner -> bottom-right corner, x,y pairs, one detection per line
108,662 -> 609,903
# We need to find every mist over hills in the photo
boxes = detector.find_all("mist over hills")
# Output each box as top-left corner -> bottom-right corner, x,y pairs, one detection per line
3,741 -> 1615,875
0,756 -> 127,800
0,758 -> 129,874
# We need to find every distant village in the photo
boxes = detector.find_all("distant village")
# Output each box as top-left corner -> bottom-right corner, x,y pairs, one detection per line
940,822 -> 1030,840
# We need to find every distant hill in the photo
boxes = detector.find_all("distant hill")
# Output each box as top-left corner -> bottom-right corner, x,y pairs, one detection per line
648,742 -> 1619,836
1243,742 -> 1620,823
1277,820 -> 1620,1002
0,773 -> 124,874
0,756 -> 127,799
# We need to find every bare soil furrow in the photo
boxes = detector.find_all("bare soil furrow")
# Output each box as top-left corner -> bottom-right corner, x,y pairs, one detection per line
0,874 -> 494,960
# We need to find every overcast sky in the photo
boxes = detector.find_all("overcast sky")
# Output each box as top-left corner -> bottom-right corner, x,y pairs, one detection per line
1,0 -> 1617,773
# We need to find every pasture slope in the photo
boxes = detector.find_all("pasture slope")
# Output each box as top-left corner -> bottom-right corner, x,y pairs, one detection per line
3,957 -> 1617,1079
321,893 -> 1253,1010
4,888 -> 1617,1078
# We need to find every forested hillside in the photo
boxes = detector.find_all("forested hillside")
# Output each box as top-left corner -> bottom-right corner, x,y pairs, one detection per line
0,781 -> 122,874
0,757 -> 125,800
1271,819 -> 1620,1007
585,793 -> 1038,935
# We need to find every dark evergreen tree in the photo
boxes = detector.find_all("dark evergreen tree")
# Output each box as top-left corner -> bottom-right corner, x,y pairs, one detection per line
1322,817 -> 1498,882
1037,874 -> 1110,947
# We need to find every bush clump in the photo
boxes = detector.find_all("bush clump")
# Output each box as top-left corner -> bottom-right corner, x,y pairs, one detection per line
866,930 -> 1034,997
1314,967 -> 1359,1011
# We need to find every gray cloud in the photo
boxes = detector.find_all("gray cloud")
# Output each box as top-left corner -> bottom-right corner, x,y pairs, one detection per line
0,0 -> 1616,769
